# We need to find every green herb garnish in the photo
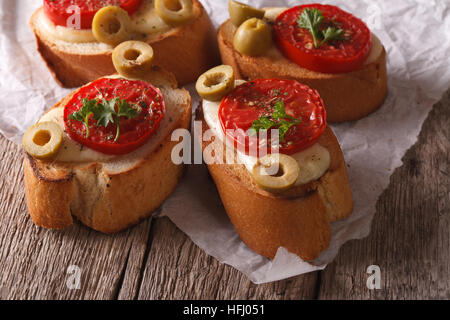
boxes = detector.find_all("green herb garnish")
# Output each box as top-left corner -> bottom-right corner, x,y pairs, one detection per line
69,97 -> 138,142
297,8 -> 344,48
68,98 -> 99,139
320,26 -> 344,46
249,101 -> 301,142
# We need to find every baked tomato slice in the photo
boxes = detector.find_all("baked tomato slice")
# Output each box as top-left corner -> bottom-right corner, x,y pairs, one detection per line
43,0 -> 142,30
273,4 -> 372,74
64,77 -> 165,155
219,79 -> 326,156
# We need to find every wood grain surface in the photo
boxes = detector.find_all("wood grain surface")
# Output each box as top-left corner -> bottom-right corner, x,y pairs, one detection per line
0,90 -> 448,300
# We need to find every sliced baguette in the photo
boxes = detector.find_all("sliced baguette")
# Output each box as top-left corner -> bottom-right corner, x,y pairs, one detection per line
30,0 -> 220,88
218,19 -> 388,123
24,66 -> 191,233
196,105 -> 353,261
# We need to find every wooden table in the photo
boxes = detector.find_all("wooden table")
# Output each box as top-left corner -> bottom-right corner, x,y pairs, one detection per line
0,90 -> 448,300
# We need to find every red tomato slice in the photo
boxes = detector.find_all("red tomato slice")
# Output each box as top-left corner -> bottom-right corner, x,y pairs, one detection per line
219,79 -> 326,156
273,4 -> 372,74
43,0 -> 142,30
64,77 -> 165,155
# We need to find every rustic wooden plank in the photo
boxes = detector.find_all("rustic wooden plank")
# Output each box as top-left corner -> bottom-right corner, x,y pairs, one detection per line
116,219 -> 153,300
0,137 -> 153,300
317,90 -> 450,300
136,217 -> 318,300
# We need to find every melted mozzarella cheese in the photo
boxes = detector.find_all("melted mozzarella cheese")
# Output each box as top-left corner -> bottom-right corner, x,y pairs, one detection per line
38,10 -> 97,43
290,144 -> 330,185
202,83 -> 331,186
37,0 -> 170,43
364,33 -> 383,65
131,0 -> 171,35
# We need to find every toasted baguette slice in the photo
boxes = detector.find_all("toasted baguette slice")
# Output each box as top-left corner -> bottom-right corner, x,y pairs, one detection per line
30,0 -> 220,88
218,19 -> 388,123
196,105 -> 353,261
24,66 -> 191,233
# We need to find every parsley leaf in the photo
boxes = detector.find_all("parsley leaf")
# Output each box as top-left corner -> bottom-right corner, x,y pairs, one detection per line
96,98 -> 117,128
249,101 -> 301,142
69,97 -> 138,142
117,99 -> 138,118
112,98 -> 138,142
277,119 -> 300,141
320,27 -> 344,46
249,117 -> 278,136
297,8 -> 323,48
68,98 -> 99,138
272,100 -> 296,121
297,8 -> 344,48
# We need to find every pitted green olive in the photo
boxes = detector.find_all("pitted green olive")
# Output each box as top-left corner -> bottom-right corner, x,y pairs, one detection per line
252,154 -> 299,192
92,6 -> 131,46
229,0 -> 265,27
155,0 -> 194,26
233,18 -> 272,56
22,122 -> 63,160
196,65 -> 235,101
113,41 -> 154,79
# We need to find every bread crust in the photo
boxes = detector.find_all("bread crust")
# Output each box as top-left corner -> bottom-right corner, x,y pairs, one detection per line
23,68 -> 191,233
24,154 -> 75,230
30,0 -> 220,88
196,105 -> 353,261
218,20 -> 388,123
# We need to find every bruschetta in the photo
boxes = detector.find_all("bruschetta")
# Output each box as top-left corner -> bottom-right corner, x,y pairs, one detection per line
195,65 -> 353,261
22,41 -> 191,233
218,1 -> 388,123
30,0 -> 220,87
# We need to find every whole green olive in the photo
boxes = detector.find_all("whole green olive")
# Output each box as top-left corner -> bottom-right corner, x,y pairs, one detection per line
228,0 -> 265,27
233,18 -> 272,56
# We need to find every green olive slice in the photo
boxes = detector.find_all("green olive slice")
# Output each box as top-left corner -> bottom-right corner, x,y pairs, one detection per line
155,0 -> 194,26
233,18 -> 272,56
252,154 -> 299,192
263,7 -> 288,22
196,65 -> 235,101
229,0 -> 265,27
92,6 -> 131,46
113,41 -> 154,79
22,122 -> 63,160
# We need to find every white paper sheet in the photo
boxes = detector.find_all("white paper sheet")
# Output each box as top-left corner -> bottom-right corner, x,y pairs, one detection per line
0,0 -> 449,284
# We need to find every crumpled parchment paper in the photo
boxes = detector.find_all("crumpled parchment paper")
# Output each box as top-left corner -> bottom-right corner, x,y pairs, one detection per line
0,0 -> 449,284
